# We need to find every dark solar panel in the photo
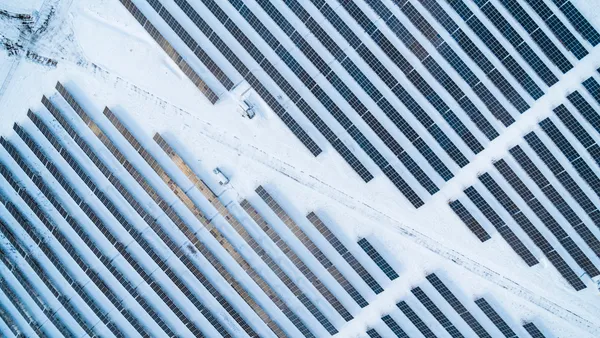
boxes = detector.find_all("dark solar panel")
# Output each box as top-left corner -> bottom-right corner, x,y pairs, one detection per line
412,287 -> 464,338
555,1 -> 600,46
382,314 -> 410,338
357,238 -> 399,281
367,328 -> 383,338
307,213 -> 384,294
397,301 -> 438,338
522,131 -> 600,221
567,91 -> 600,136
464,186 -> 539,266
449,200 -> 491,242
523,322 -> 548,338
474,298 -> 517,338
426,274 -> 491,338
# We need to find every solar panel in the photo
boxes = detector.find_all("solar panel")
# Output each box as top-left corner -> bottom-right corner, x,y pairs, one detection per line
50,88 -> 276,337
367,328 -> 383,338
118,0 -> 221,103
474,298 -> 517,338
539,118 -> 600,199
307,212 -> 384,294
426,274 -> 491,338
241,200 -> 354,322
464,186 -> 539,266
382,314 -> 410,338
523,322 -> 548,338
493,159 -> 599,277
509,145 -> 600,258
555,1 -> 600,46
412,287 -> 464,338
523,0 -> 588,59
397,301 -> 438,338
449,199 -> 491,242
567,91 -> 600,137
14,122 -> 229,337
103,105 -> 318,337
255,186 -> 369,308
582,77 -> 600,106
357,238 -> 399,281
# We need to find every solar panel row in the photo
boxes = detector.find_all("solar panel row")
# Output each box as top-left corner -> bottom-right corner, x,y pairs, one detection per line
299,0 -> 480,163
539,118 -> 600,201
509,145 -> 600,259
122,0 -> 324,161
50,86 -> 277,337
523,0 -> 589,59
0,153 -> 130,337
183,0 -> 446,206
494,159 -> 599,277
118,0 -> 220,103
9,124 -> 220,337
382,314 -> 410,338
227,0 -> 447,194
360,0 -> 509,133
357,238 -> 400,281
462,186 -> 539,266
101,106 -> 321,337
478,171 -> 587,290
412,286 -> 464,338
255,185 -> 370,308
474,298 -> 517,338
524,132 -> 600,228
240,199 -> 354,322
426,273 -> 492,338
496,0 -> 573,73
448,199 -> 491,242
397,300 -> 438,338
473,0 -> 559,86
420,0 -> 535,110
307,212 -> 384,294
0,160 -> 158,337
523,322 -> 548,338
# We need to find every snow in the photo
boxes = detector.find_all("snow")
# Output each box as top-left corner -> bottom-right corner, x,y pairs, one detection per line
0,0 -> 599,337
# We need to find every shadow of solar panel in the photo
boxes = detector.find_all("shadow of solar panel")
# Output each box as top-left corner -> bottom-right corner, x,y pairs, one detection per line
382,314 -> 410,338
426,273 -> 491,338
449,199 -> 491,242
255,186 -> 369,308
118,0 -> 220,103
523,322 -> 548,338
412,287 -> 464,338
357,238 -> 399,281
474,298 -> 517,338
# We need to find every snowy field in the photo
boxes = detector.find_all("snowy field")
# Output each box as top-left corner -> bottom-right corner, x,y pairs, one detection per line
0,0 -> 600,337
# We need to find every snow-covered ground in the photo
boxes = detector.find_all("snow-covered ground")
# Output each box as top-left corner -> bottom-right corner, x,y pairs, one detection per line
0,0 -> 599,337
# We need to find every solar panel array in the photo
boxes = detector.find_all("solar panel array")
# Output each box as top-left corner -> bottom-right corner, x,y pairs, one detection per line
0,82 -> 413,336
451,78 -> 600,290
117,0 -> 599,208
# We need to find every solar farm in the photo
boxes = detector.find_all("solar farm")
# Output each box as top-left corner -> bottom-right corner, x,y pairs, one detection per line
0,0 -> 599,337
